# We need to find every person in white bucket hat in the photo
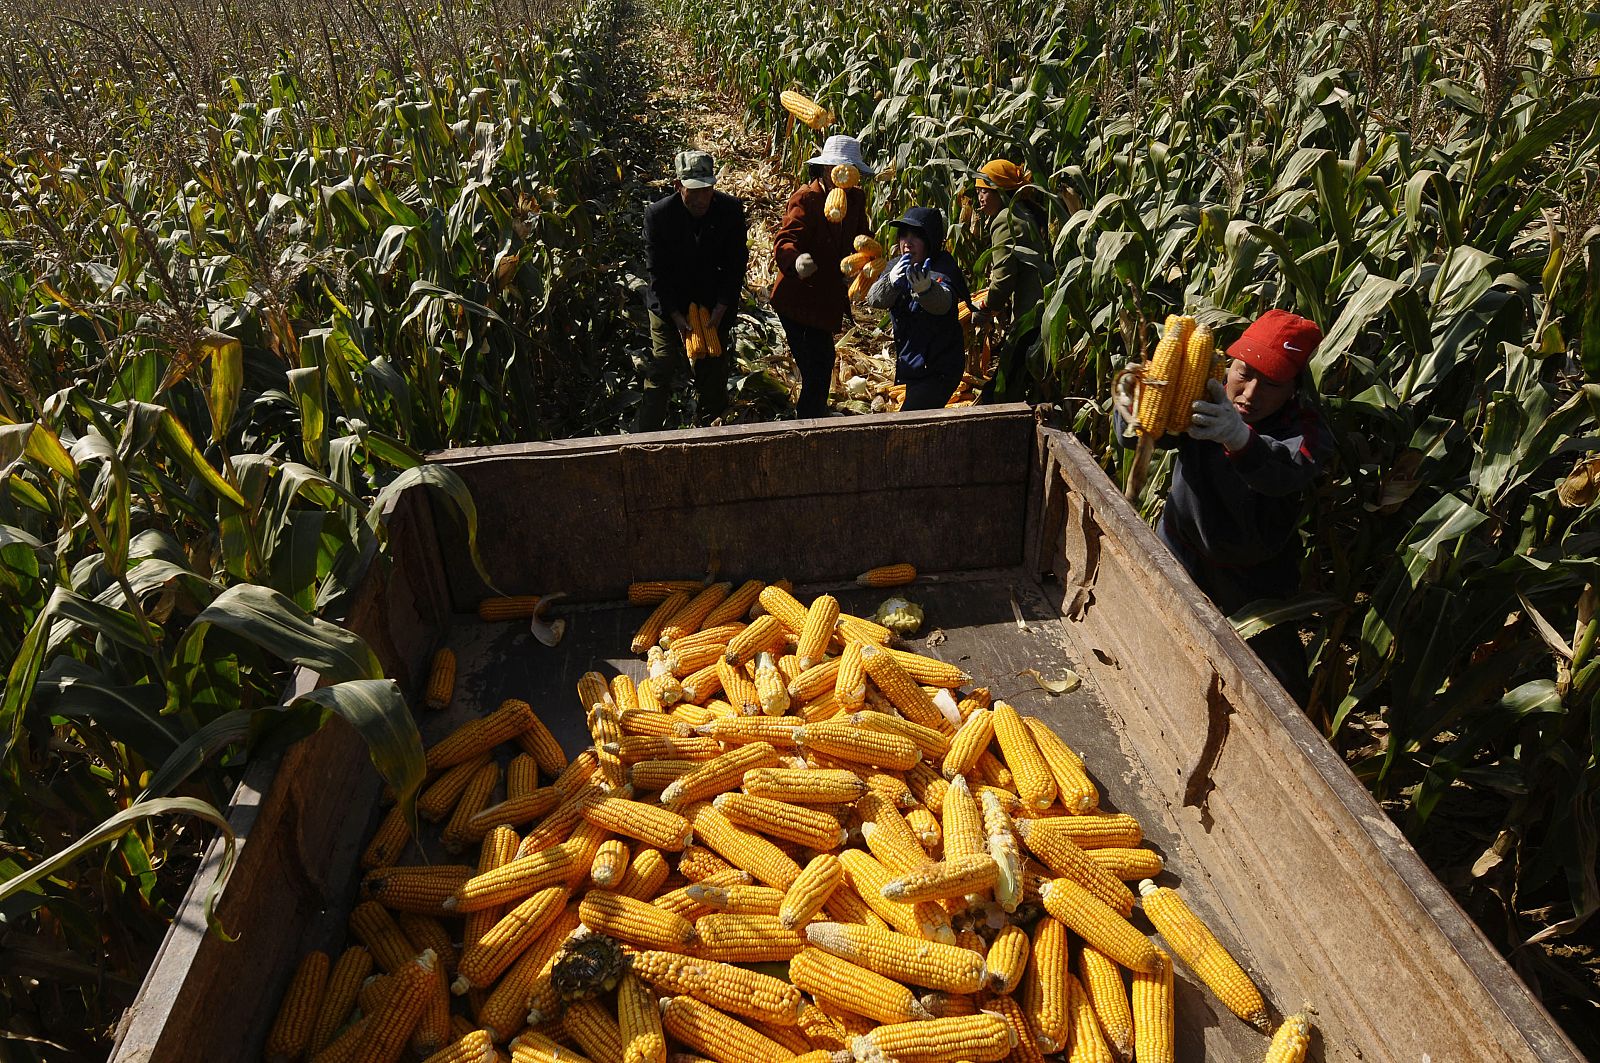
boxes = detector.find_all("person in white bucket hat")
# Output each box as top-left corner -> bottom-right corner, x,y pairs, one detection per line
770,134 -> 875,419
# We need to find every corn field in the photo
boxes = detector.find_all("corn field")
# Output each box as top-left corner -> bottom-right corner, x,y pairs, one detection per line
1,0 -> 1598,1054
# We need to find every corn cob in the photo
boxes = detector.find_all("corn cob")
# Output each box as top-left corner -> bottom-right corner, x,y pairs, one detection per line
1020,916 -> 1070,1051
857,646 -> 949,733
428,700 -> 536,772
612,735 -> 722,762
1130,949 -> 1174,1063
838,849 -> 944,941
634,591 -> 691,654
940,710 -> 993,780
517,714 -> 569,778
794,723 -> 920,771
834,643 -> 867,711
362,805 -> 413,870
417,753 -> 493,821
682,661 -> 727,704
714,658 -> 761,713
852,1013 -> 1012,1063
977,991 -> 1042,1063
881,852 -> 997,902
311,1013 -> 369,1063
697,716 -> 800,748
617,972 -> 666,1063
307,945 -> 372,1057
607,673 -> 641,713
856,563 -> 916,587
938,775 -> 985,862
793,593 -> 839,668
441,761 -> 503,852
662,582 -> 732,646
687,882 -> 786,914
797,1004 -> 850,1051
398,913 -> 458,977
779,90 -> 834,131
1138,880 -> 1268,1029
689,803 -> 802,888
1078,947 -> 1133,1063
425,648 -> 456,711
1012,820 -> 1134,914
1085,847 -> 1162,881
822,191 -> 846,228
1063,973 -> 1115,1063
722,613 -> 785,666
754,585 -> 809,636
419,1029 -> 497,1063
790,948 -> 932,1025
838,612 -> 893,645
580,791 -> 692,850
742,766 -> 868,804
564,998 -> 626,1063
630,580 -> 705,605
803,922 -> 986,993
978,790 -> 1022,913
564,817 -> 612,883
620,710 -> 689,739
510,1032 -> 594,1063
479,596 -> 541,621
973,752 -> 1014,793
882,649 -> 968,688
677,845 -> 738,882
904,808 -> 941,854
1022,812 -> 1140,850
661,742 -> 781,805
354,949 -> 436,1063
752,652 -> 790,715
989,702 -> 1056,810
787,657 -> 840,704
591,839 -> 630,887
1038,878 -> 1156,973
579,890 -> 696,949
361,865 -> 476,916
850,712 -> 950,760
655,870 -> 745,918
904,762 -> 948,816
976,923 -> 1029,995
847,258 -> 884,302
1263,1012 -> 1314,1063
1135,315 -> 1196,437
616,848 -> 673,900
769,1032 -> 822,1057
693,912 -> 807,962
661,995 -> 793,1063
519,785 -> 598,857
1019,717 -> 1097,814
501,755 -> 538,801
412,944 -> 454,1056
1166,322 -> 1216,434
671,623 -> 746,667
646,648 -> 687,706
265,949 -> 329,1062
446,845 -> 576,912
703,580 -> 765,627
713,791 -> 846,850
840,250 -> 879,277
780,853 -> 844,929
464,826 -> 522,960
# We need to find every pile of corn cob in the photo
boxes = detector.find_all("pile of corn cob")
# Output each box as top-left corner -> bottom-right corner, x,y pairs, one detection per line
262,572 -> 1315,1063
839,237 -> 886,302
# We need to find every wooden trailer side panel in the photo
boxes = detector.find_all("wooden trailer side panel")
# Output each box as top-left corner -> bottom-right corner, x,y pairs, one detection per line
1032,428 -> 1581,1063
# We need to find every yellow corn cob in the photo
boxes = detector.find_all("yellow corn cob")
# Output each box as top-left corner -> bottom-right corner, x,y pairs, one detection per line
362,805 -> 413,870
881,649 -> 968,688
480,905 -> 581,1039
510,1031 -> 593,1063
563,818 -> 612,886
354,949 -> 436,1063
638,674 -> 666,713
840,250 -> 878,277
697,716 -> 800,748
609,672 -> 641,712
978,790 -> 1022,913
1022,812 -> 1140,850
1038,878 -> 1156,972
631,951 -> 800,1026
797,1004 -> 850,1051
425,648 -> 456,711
852,1013 -> 1011,1063
464,826 -> 521,960
518,784 -> 597,858
803,921 -> 985,993
661,742 -> 781,805
905,807 -> 941,853
412,945 -> 454,1056
505,754 -> 540,800
850,713 -> 950,761
979,991 -> 1042,1063
857,646 -> 949,734
794,722 -> 921,771
741,766 -> 868,804
1130,949 -> 1174,1063
629,580 -> 705,605
612,735 -> 721,762
1085,847 -> 1163,881
780,90 -> 834,131
686,883 -> 784,915
824,186 -> 849,223
1263,1012 -> 1314,1063
834,643 -> 867,711
831,163 -> 861,190
478,596 -> 541,621
990,702 -> 1056,810
680,662 -> 723,703
713,657 -> 759,713
580,791 -> 692,850
859,792 -> 933,869
751,652 -> 789,716
646,648 -> 686,706
978,923 -> 1029,995
308,945 -> 372,1057
881,853 -> 998,902
441,761 -> 504,852
678,845 -> 739,882
1135,315 -> 1196,437
973,751 -> 1014,793
780,853 -> 844,928
689,803 -> 802,888
398,914 -> 457,978
617,972 -> 666,1063
799,690 -> 843,723
790,948 -> 931,1024
904,763 -> 948,817
670,623 -> 746,666
1012,820 -> 1134,915
427,700 -> 536,771
855,563 -> 916,588
662,582 -> 732,646
713,791 -> 846,850
661,995 -> 793,1063
842,848 -> 953,943
1063,972 -> 1115,1063
787,657 -> 840,703
620,710 -> 688,739
564,998 -> 625,1063
1138,880 -> 1269,1029
854,235 -> 884,257
360,865 -> 476,916
838,612 -> 893,645
446,845 -> 576,913
941,710 -> 994,780
420,1028 -> 497,1063
827,1008 -> 878,1037
580,890 -> 696,950
265,949 -> 329,1062
592,839 -> 631,887
847,261 -> 881,302
1166,322 -> 1216,434
723,613 -> 785,666
938,775 -> 985,862
417,753 -> 493,822
1020,717 -> 1098,814
616,848 -> 672,900
1078,946 -> 1133,1062
704,580 -> 766,627
754,585 -> 809,636
634,591 -> 691,654
794,594 -> 839,668
693,912 -> 806,962
517,714 -> 569,778
1021,916 -> 1070,1052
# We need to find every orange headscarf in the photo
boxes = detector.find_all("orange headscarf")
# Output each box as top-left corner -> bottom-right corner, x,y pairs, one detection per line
975,159 -> 1032,192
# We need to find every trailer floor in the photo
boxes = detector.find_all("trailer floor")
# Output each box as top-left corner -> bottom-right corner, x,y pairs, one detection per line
413,572 -> 1272,1059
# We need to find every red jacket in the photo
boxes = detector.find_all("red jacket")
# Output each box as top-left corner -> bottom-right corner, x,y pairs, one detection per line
769,180 -> 871,333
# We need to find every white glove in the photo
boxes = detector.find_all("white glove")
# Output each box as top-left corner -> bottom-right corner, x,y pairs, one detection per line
909,263 -> 934,295
1189,379 -> 1251,451
794,253 -> 817,279
887,253 -> 912,288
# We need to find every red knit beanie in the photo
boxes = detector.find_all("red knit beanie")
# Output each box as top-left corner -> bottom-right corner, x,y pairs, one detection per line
1226,310 -> 1322,383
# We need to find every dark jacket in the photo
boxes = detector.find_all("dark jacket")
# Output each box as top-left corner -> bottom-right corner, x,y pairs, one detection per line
644,190 -> 748,321
770,180 -> 871,333
1116,397 -> 1329,570
984,199 -> 1052,323
866,207 -> 970,381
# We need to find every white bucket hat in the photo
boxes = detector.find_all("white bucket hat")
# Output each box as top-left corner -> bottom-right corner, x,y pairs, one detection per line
805,135 -> 875,177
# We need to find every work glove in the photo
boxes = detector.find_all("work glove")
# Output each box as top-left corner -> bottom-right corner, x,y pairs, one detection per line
794,253 -> 817,279
888,253 -> 913,289
1111,369 -> 1137,427
1189,378 -> 1252,451
908,263 -> 934,295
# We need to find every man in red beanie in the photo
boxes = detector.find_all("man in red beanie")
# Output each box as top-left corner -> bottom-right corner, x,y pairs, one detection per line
1115,309 -> 1330,705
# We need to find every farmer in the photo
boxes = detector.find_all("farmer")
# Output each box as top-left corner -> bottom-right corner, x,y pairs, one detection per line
1114,310 -> 1331,705
638,149 -> 749,432
866,206 -> 971,412
771,135 -> 874,418
968,159 -> 1054,404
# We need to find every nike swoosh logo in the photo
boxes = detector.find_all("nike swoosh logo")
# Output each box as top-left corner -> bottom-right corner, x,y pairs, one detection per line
1283,342 -> 1304,352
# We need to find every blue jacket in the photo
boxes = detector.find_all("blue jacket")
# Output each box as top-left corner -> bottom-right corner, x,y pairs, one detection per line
866,208 -> 970,381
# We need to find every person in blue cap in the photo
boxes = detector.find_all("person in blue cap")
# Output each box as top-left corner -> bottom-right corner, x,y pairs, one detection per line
865,207 -> 971,411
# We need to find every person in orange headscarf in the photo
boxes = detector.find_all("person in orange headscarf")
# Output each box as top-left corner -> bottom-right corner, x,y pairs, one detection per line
970,159 -> 1054,404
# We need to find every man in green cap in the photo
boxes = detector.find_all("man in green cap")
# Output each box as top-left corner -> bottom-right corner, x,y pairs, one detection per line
638,149 -> 749,431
